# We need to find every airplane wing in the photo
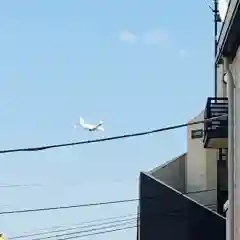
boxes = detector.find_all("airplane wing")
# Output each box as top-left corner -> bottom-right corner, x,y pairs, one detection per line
91,123 -> 104,131
84,123 -> 95,129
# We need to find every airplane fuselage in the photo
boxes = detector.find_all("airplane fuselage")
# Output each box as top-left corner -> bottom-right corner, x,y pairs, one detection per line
83,123 -> 102,131
77,117 -> 104,132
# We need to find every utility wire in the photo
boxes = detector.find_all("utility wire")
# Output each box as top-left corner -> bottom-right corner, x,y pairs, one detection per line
8,199 -> 217,239
8,216 -> 138,239
0,179 -> 137,189
32,221 -> 136,240
29,204 -> 218,240
8,205 -> 218,240
0,182 -> 213,191
0,183 -> 42,188
0,114 -> 227,154
55,225 -> 137,240
9,213 -> 137,237
0,198 -> 138,215
0,193 -> 217,216
203,0 -> 214,11
36,203 -> 218,240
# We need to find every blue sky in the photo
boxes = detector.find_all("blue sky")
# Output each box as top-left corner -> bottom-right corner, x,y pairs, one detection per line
0,0 -> 215,239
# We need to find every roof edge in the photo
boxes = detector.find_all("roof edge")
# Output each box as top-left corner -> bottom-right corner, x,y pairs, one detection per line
140,171 -> 226,220
148,152 -> 187,175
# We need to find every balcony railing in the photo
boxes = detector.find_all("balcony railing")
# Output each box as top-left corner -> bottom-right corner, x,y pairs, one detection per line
203,97 -> 228,149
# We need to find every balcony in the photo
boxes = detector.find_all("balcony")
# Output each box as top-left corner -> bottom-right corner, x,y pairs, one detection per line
203,97 -> 228,149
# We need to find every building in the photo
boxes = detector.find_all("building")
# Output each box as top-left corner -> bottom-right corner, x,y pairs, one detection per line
137,112 -> 226,240
204,0 -> 240,238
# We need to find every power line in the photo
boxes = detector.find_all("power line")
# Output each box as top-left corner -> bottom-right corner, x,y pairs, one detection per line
0,114 -> 227,154
0,179 -> 138,189
203,0 -> 214,11
8,213 -> 137,239
55,225 -> 137,240
0,193 -> 217,216
7,197 -> 217,239
32,221 -> 136,240
29,204 -> 218,240
0,198 -> 139,215
0,180 -> 215,191
8,205 -> 218,240
8,216 -> 138,239
0,183 -> 42,188
0,181 -> 215,192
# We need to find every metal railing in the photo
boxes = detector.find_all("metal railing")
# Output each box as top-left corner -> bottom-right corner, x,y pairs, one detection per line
204,97 -> 228,143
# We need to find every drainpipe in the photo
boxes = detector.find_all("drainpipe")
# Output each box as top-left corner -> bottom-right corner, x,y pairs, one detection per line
214,0 -> 218,97
224,56 -> 235,240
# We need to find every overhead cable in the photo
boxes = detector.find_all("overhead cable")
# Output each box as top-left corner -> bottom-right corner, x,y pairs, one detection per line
0,114 -> 227,154
203,0 -> 214,11
8,216 -> 138,239
33,204 -> 218,240
8,197 -> 216,239
0,179 -> 137,189
31,221 -> 136,240
0,198 -> 138,215
8,205 -> 217,240
54,225 -> 137,240
0,192 -> 217,216
23,203 -> 217,240
9,212 -> 137,237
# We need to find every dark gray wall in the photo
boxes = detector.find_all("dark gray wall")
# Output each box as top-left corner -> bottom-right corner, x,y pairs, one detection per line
139,172 -> 226,240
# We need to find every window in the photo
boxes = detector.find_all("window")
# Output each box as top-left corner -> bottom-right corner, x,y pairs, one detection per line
191,129 -> 203,139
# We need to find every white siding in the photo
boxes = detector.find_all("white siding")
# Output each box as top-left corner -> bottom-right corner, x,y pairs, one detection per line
186,111 -> 218,208
231,46 -> 240,236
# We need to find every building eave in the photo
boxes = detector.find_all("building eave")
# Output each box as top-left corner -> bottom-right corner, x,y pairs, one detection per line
224,199 -> 229,211
140,172 -> 226,219
216,0 -> 240,63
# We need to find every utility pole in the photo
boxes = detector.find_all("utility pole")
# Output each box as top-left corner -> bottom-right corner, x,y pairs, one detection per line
203,0 -> 221,96
214,0 -> 219,98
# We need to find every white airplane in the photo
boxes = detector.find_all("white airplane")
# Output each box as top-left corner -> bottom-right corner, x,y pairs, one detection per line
75,117 -> 104,132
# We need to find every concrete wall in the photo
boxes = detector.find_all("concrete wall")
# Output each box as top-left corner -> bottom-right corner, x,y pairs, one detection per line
231,45 -> 240,236
148,153 -> 186,193
186,111 -> 218,207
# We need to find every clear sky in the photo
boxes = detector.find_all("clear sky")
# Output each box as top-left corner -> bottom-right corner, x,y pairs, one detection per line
0,0 -> 215,239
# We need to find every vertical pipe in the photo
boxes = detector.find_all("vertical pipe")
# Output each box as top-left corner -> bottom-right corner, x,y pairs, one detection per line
137,205 -> 140,240
214,0 -> 218,97
224,56 -> 234,240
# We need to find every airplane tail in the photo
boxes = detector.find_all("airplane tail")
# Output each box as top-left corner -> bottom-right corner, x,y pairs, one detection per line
74,117 -> 85,129
79,117 -> 85,126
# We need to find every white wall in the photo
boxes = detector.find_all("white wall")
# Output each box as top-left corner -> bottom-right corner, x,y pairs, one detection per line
187,111 -> 207,191
231,46 -> 240,236
186,111 -> 218,207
